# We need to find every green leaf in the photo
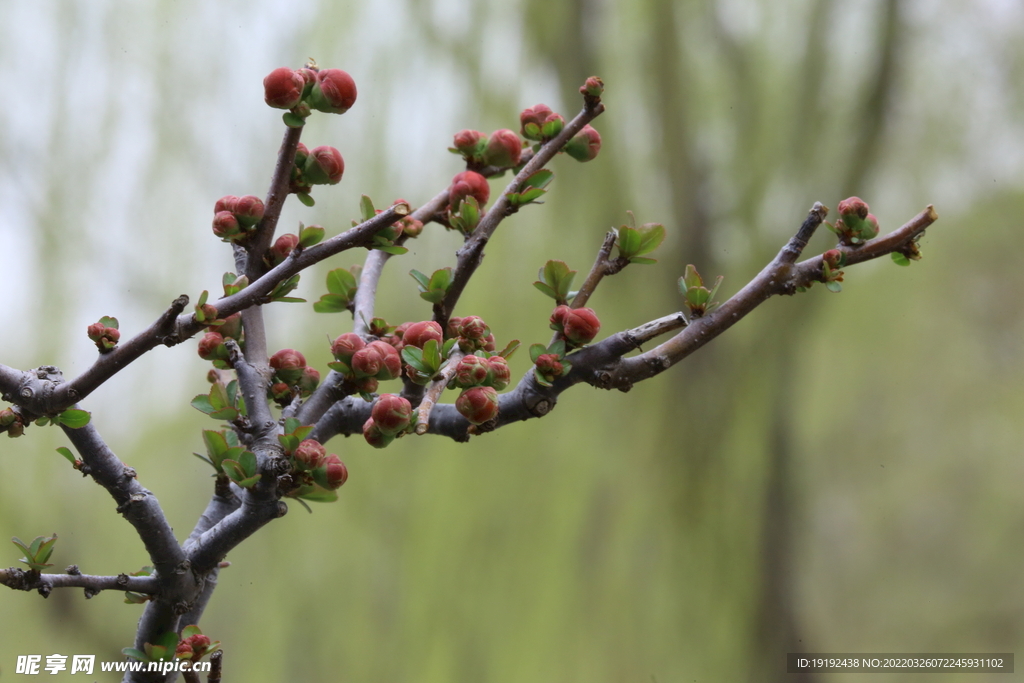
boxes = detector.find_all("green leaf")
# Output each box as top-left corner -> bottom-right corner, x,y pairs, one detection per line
237,475 -> 260,489
327,360 -> 352,374
533,281 -> 558,299
533,367 -> 553,387
191,395 -> 215,414
122,648 -> 151,663
297,192 -> 315,207
181,625 -> 203,639
409,269 -> 431,290
522,169 -> 554,191
273,296 -> 307,304
327,268 -> 357,295
209,383 -> 229,410
313,294 -> 352,313
706,275 -> 724,304
209,407 -> 239,421
628,257 -> 658,265
498,339 -> 520,359
548,339 -> 566,358
826,281 -> 843,293
239,450 -> 257,477
529,343 -> 547,363
297,486 -> 339,503
359,195 -> 376,222
282,112 -> 306,128
124,592 -> 150,604
298,224 -> 325,247
374,245 -> 408,255
636,223 -> 666,255
99,316 -> 118,329
442,338 -> 457,356
419,290 -> 446,304
197,290 -> 209,307
517,187 -> 547,204
56,447 -> 76,465
293,424 -> 314,441
682,264 -> 703,291
35,416 -> 50,426
56,409 -> 91,429
617,226 -> 641,258
222,460 -> 245,482
401,347 -> 431,375
428,268 -> 452,291
891,252 -> 911,267
278,434 -> 299,454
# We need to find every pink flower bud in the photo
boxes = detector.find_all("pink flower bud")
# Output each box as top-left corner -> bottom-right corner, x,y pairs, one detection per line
297,366 -> 320,396
234,195 -> 265,227
453,355 -> 490,388
310,69 -> 357,114
323,454 -> 349,488
485,356 -> 511,390
198,332 -> 226,361
550,305 -> 600,346
361,418 -> 395,449
579,76 -> 604,98
837,197 -> 870,220
402,321 -> 443,349
399,216 -> 424,237
453,129 -> 487,160
482,333 -> 496,353
270,348 -> 306,384
535,353 -> 564,383
369,340 -> 402,380
823,249 -> 843,269
293,439 -> 326,470
263,67 -> 305,110
86,322 -> 106,342
86,321 -> 121,353
351,376 -> 379,394
214,195 -> 240,214
483,129 -> 523,168
296,68 -> 318,97
456,386 -> 500,425
563,124 -> 601,162
331,333 -> 366,363
520,104 -> 554,141
458,315 -> 489,341
446,317 -> 463,339
270,381 -> 292,403
212,211 -> 242,240
371,394 -> 413,435
303,145 -> 345,185
269,233 -> 299,265
351,341 -> 401,380
448,170 -> 490,209
216,312 -> 242,340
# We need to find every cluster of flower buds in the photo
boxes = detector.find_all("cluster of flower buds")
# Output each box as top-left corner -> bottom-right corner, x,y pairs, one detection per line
831,196 -> 880,245
280,433 -> 349,491
87,317 -> 120,353
0,407 -> 24,438
212,195 -> 265,242
456,386 -> 500,425
821,248 -> 846,292
268,349 -> 320,404
263,65 -> 357,120
520,104 -> 565,142
450,128 -> 524,168
450,354 -> 510,392
362,393 -> 414,448
329,333 -> 402,395
174,633 -> 214,662
549,305 -> 601,347
447,315 -> 497,354
289,143 -> 345,197
268,233 -> 299,266
534,353 -> 566,385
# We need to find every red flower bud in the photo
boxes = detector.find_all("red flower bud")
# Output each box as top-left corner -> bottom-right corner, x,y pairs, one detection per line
198,332 -> 227,361
579,76 -> 604,99
402,321 -> 443,350
837,197 -> 870,220
303,146 -> 345,185
361,418 -> 395,449
269,233 -> 299,265
331,333 -> 366,363
371,394 -> 413,435
448,171 -> 490,209
485,355 -> 511,390
296,68 -> 318,97
398,216 -> 424,238
550,305 -> 600,346
520,104 -> 554,141
297,365 -> 320,396
269,381 -> 293,403
453,355 -> 489,388
350,376 -> 379,394
535,353 -> 564,383
482,333 -> 496,353
214,195 -> 240,214
369,340 -> 402,380
453,129 -> 487,160
823,249 -> 843,269
292,439 -> 326,470
270,348 -> 306,384
322,454 -> 349,487
234,195 -> 265,227
212,211 -> 242,240
563,124 -> 601,162
458,315 -> 489,341
310,68 -> 357,114
216,312 -> 242,340
351,341 -> 401,380
446,317 -> 463,339
456,386 -> 500,425
263,67 -> 305,110
483,128 -> 522,168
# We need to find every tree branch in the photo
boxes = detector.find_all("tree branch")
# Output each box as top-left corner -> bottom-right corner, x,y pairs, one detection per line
247,125 -> 304,281
0,566 -> 159,595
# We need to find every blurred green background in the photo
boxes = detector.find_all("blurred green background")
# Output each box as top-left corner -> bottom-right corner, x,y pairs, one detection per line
1,0 -> 1023,681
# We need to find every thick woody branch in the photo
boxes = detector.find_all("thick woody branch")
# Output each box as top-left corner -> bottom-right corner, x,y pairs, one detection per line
435,100 -> 606,331
0,566 -> 159,595
0,363 -> 26,398
247,125 -> 304,281
186,487 -> 287,574
600,205 -> 939,389
226,339 -> 274,433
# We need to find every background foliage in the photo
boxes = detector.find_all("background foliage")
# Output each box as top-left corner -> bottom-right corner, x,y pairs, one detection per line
1,1 -> 1022,680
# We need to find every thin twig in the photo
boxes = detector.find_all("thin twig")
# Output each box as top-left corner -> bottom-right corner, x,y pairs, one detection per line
0,567 -> 159,594
414,348 -> 464,434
